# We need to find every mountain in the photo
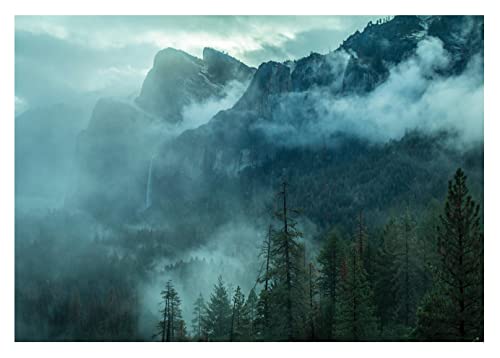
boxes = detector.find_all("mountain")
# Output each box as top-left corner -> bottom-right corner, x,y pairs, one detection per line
149,15 -> 483,232
72,15 -> 483,239
70,48 -> 256,221
135,47 -> 255,123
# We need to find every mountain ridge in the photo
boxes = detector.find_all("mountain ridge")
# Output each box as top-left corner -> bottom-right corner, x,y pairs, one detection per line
72,15 -> 484,233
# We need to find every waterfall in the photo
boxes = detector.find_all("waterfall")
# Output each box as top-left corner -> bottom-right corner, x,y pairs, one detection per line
145,155 -> 154,209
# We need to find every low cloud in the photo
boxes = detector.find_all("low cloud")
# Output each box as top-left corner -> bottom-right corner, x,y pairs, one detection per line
180,80 -> 250,132
252,37 -> 484,148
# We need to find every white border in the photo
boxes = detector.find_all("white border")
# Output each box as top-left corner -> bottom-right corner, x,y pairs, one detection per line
1,1 -> 497,357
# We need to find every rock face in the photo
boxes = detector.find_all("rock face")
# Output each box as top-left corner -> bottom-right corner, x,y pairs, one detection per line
72,48 -> 255,221
234,61 -> 292,116
135,47 -> 255,123
70,98 -> 163,220
150,15 -> 483,225
72,16 -> 484,227
202,47 -> 255,85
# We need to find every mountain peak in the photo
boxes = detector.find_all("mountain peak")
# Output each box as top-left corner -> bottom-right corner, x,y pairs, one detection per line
233,61 -> 291,115
153,47 -> 202,69
136,47 -> 254,123
202,47 -> 255,85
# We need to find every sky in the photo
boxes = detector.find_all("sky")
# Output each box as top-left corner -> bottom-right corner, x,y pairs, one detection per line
15,16 -> 379,112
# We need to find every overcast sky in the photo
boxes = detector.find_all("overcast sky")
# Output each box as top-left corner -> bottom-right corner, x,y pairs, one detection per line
15,16 -> 380,112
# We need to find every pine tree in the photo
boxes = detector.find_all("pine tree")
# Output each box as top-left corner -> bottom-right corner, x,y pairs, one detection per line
229,286 -> 246,341
354,210 -> 368,263
268,181 -> 306,340
415,168 -> 483,341
191,293 -> 208,341
392,209 -> 421,327
373,218 -> 399,336
205,276 -> 232,341
175,318 -> 189,341
317,230 -> 340,340
335,245 -> 378,341
155,280 -> 184,342
256,225 -> 273,339
306,262 -> 318,340
354,209 -> 376,285
242,288 -> 258,341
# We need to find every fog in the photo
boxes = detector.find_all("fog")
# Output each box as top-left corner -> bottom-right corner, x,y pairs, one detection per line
252,36 -> 484,149
180,80 -> 250,133
15,17 -> 484,341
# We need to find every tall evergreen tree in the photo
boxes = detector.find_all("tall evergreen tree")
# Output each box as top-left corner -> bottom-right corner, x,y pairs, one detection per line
155,280 -> 183,342
229,286 -> 246,341
373,218 -> 399,336
191,293 -> 208,341
392,209 -> 421,327
242,288 -> 258,341
317,230 -> 341,340
306,262 -> 318,340
256,225 -> 273,339
268,181 -> 306,340
335,245 -> 378,341
415,168 -> 483,341
354,210 -> 368,263
205,276 -> 232,341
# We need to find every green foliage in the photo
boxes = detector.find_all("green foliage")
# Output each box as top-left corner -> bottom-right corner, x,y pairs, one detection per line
241,288 -> 259,341
373,218 -> 399,330
205,276 -> 232,341
16,166 -> 483,342
392,209 -> 422,326
415,168 -> 483,341
155,280 -> 184,342
229,286 -> 246,341
335,245 -> 378,341
191,293 -> 208,341
316,229 -> 342,340
267,181 -> 307,340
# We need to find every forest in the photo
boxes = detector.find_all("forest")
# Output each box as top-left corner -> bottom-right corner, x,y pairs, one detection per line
150,168 -> 483,342
16,167 -> 483,342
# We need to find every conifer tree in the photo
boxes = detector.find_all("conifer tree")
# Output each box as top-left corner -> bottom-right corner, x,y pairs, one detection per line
317,230 -> 341,340
242,288 -> 258,341
354,210 -> 376,285
335,245 -> 378,341
155,280 -> 184,342
205,276 -> 232,341
256,225 -> 273,339
268,181 -> 306,340
393,209 -> 421,327
306,262 -> 318,340
354,210 -> 368,262
191,293 -> 208,341
415,168 -> 483,341
230,286 -> 246,341
373,218 -> 399,335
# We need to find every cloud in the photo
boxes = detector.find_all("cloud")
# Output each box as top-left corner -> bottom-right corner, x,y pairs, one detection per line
15,16 -> 381,109
15,30 -> 157,108
252,37 -> 484,148
15,16 -> 379,64
180,80 -> 250,132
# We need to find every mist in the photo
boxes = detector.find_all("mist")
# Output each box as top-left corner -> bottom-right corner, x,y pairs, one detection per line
180,80 -> 250,133
252,36 -> 483,149
14,16 -> 484,342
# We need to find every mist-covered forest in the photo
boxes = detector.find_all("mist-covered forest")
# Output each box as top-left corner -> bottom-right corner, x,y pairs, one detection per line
15,15 -> 483,342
